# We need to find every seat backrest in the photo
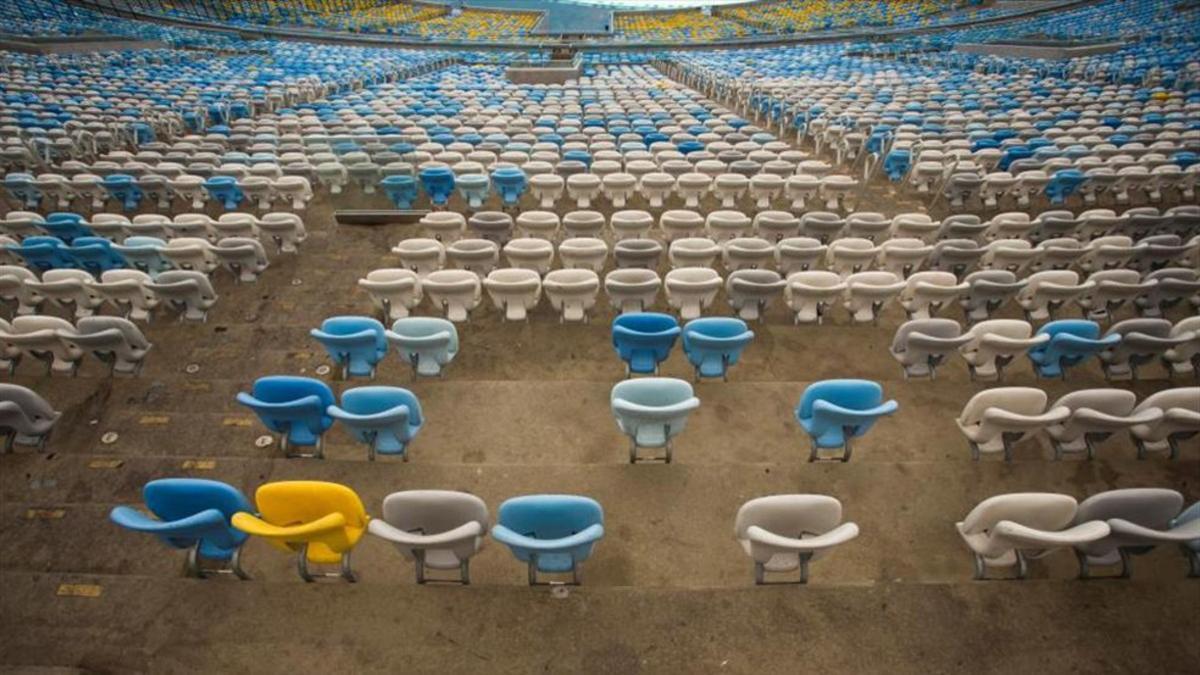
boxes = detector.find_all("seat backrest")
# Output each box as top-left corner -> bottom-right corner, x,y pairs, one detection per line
959,493 -> 1077,534
1075,488 -> 1183,529
144,478 -> 253,526
497,495 -> 602,540
255,481 -> 368,530
381,490 -> 489,538
798,379 -> 882,419
735,494 -> 841,540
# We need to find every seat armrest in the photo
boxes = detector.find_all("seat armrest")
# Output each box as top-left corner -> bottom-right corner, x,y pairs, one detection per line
327,404 -> 409,425
993,519 -> 1110,548
491,523 -> 604,552
110,506 -> 226,533
982,405 -> 1070,428
812,398 -> 899,421
231,511 -> 346,540
746,521 -> 860,553
612,397 -> 701,419
1107,517 -> 1200,543
369,519 -> 483,548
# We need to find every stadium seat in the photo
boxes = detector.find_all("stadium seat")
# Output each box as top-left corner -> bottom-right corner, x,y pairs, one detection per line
682,317 -> 754,380
310,316 -> 388,379
368,490 -> 489,584
236,376 -> 335,457
491,494 -> 604,585
327,386 -> 423,461
795,379 -> 898,461
734,495 -> 859,585
386,317 -> 459,377
957,493 -> 1109,580
611,312 -> 680,376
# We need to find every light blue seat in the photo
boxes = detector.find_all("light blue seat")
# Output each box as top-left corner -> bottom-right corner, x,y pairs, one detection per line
7,235 -> 72,271
795,379 -> 898,461
42,213 -> 93,243
112,237 -> 172,276
386,316 -> 459,377
491,494 -> 604,585
1044,169 -> 1087,205
101,174 -> 143,211
236,376 -> 335,457
1027,320 -> 1121,379
1171,502 -> 1200,577
69,236 -> 126,273
611,312 -> 680,376
490,166 -> 526,207
455,173 -> 490,209
610,377 -> 700,463
327,386 -> 423,461
419,165 -> 455,207
203,175 -> 244,210
309,316 -> 387,378
380,175 -> 417,209
109,478 -> 254,578
682,317 -> 755,380
4,173 -> 40,208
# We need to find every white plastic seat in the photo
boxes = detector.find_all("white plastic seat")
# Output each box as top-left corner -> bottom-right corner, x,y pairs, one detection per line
827,238 -> 880,277
706,210 -> 752,243
959,319 -> 1046,381
712,173 -> 748,208
25,269 -> 103,318
0,315 -> 83,374
957,493 -> 1109,579
890,318 -> 971,378
1100,318 -> 1191,380
675,172 -> 711,209
842,271 -> 905,323
483,268 -> 542,321
799,211 -> 844,243
722,237 -> 774,272
601,172 -> 637,208
562,210 -> 605,239
168,175 -> 206,210
785,271 -> 845,324
877,238 -> 932,279
0,266 -> 43,315
785,174 -> 819,211
668,237 -> 720,269
161,237 -> 218,274
1078,270 -> 1156,321
818,175 -> 857,211
213,237 -> 268,283
1138,268 -> 1200,316
515,211 -> 559,240
613,239 -> 662,269
899,271 -> 969,319
639,172 -> 675,208
557,237 -> 608,272
604,268 -> 661,314
273,175 -> 313,210
775,238 -> 827,276
1078,236 -> 1145,274
610,210 -> 653,239
87,269 -> 158,322
753,211 -> 800,242
726,269 -> 785,321
503,238 -> 555,274
890,213 -> 941,242
257,213 -> 306,254
542,269 -> 600,322
445,239 -> 499,277
420,212 -> 466,243
957,387 -> 1070,461
665,267 -> 722,320
392,238 -> 445,278
979,240 -> 1039,275
1045,389 -> 1163,460
734,495 -> 859,585
1032,237 -> 1087,271
58,315 -> 151,375
1129,387 -> 1200,459
749,173 -> 784,209
358,269 -> 422,321
144,270 -> 217,322
1017,270 -> 1095,321
961,271 -> 1026,322
566,173 -> 601,209
1163,316 -> 1200,376
529,173 -> 564,208
422,269 -> 482,323
660,209 -> 704,241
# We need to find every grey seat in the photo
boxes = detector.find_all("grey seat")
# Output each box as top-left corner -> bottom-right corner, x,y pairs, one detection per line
890,318 -> 971,379
57,316 -> 151,375
1100,318 -> 1190,380
367,490 -> 489,585
0,383 -> 61,451
734,495 -> 859,585
1073,488 -> 1200,578
1045,389 -> 1163,460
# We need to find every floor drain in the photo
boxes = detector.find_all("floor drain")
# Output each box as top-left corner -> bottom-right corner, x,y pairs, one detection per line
291,278 -> 303,286
184,363 -> 200,374
254,435 -> 274,448
315,365 -> 331,376
100,432 -> 119,445
551,585 -> 570,599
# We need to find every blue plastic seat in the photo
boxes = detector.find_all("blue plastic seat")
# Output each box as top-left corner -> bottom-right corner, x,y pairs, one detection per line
563,149 -> 592,167
236,376 -> 335,457
3,173 -> 40,208
682,317 -> 755,380
7,235 -> 72,271
69,236 -> 126,273
1171,502 -> 1200,576
42,213 -> 93,243
327,386 -> 423,461
419,165 -> 455,207
380,175 -> 417,209
1044,169 -> 1087,205
610,377 -> 701,462
112,237 -> 171,276
882,149 -> 911,181
1027,320 -> 1121,379
109,478 -> 254,578
795,379 -> 898,461
611,312 -> 680,376
310,316 -> 387,378
455,173 -> 490,210
491,494 -> 604,584
491,166 -> 526,207
203,175 -> 244,210
101,174 -> 143,211
385,316 -> 459,377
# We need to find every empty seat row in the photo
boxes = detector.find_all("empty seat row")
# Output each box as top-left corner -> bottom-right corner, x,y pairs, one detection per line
0,267 -> 218,322
0,314 -> 150,375
1,211 -> 307,254
957,387 -> 1199,461
3,172 -> 314,212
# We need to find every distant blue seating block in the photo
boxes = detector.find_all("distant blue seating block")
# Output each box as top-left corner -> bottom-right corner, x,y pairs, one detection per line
491,494 -> 604,582
1027,320 -> 1121,379
112,237 -> 171,276
3,173 -> 40,208
682,317 -> 755,380
69,237 -> 126,273
380,175 -> 417,209
419,165 -> 455,206
882,149 -> 911,181
386,317 -> 459,377
8,235 -> 72,271
610,377 -> 700,458
235,376 -> 335,454
611,312 -> 680,375
1044,169 -> 1086,205
109,478 -> 253,577
491,166 -> 527,206
43,212 -> 93,243
203,176 -> 243,210
455,173 -> 490,210
101,174 -> 143,211
795,379 -> 898,460
310,316 -> 387,378
327,386 -> 423,460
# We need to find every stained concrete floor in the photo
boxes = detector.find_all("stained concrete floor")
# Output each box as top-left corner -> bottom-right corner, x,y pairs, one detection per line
1,82 -> 1198,674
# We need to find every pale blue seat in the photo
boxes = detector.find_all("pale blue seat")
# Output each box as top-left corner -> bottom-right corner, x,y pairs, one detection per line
203,176 -> 243,210
101,174 -> 143,211
3,173 -> 39,208
380,175 -> 417,209
491,494 -> 604,585
310,316 -> 387,378
42,213 -> 93,243
327,386 -> 423,461
69,237 -> 126,273
682,317 -> 755,380
236,376 -> 335,457
611,312 -> 680,376
491,166 -> 526,207
610,377 -> 700,463
1027,320 -> 1121,379
455,174 -> 490,209
109,478 -> 254,578
795,379 -> 898,461
420,165 -> 455,207
386,316 -> 459,377
112,237 -> 172,276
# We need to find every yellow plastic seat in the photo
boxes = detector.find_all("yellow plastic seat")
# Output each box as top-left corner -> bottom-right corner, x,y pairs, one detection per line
232,481 -> 369,581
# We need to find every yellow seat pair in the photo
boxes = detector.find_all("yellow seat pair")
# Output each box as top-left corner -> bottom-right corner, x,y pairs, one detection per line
232,481 -> 368,582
